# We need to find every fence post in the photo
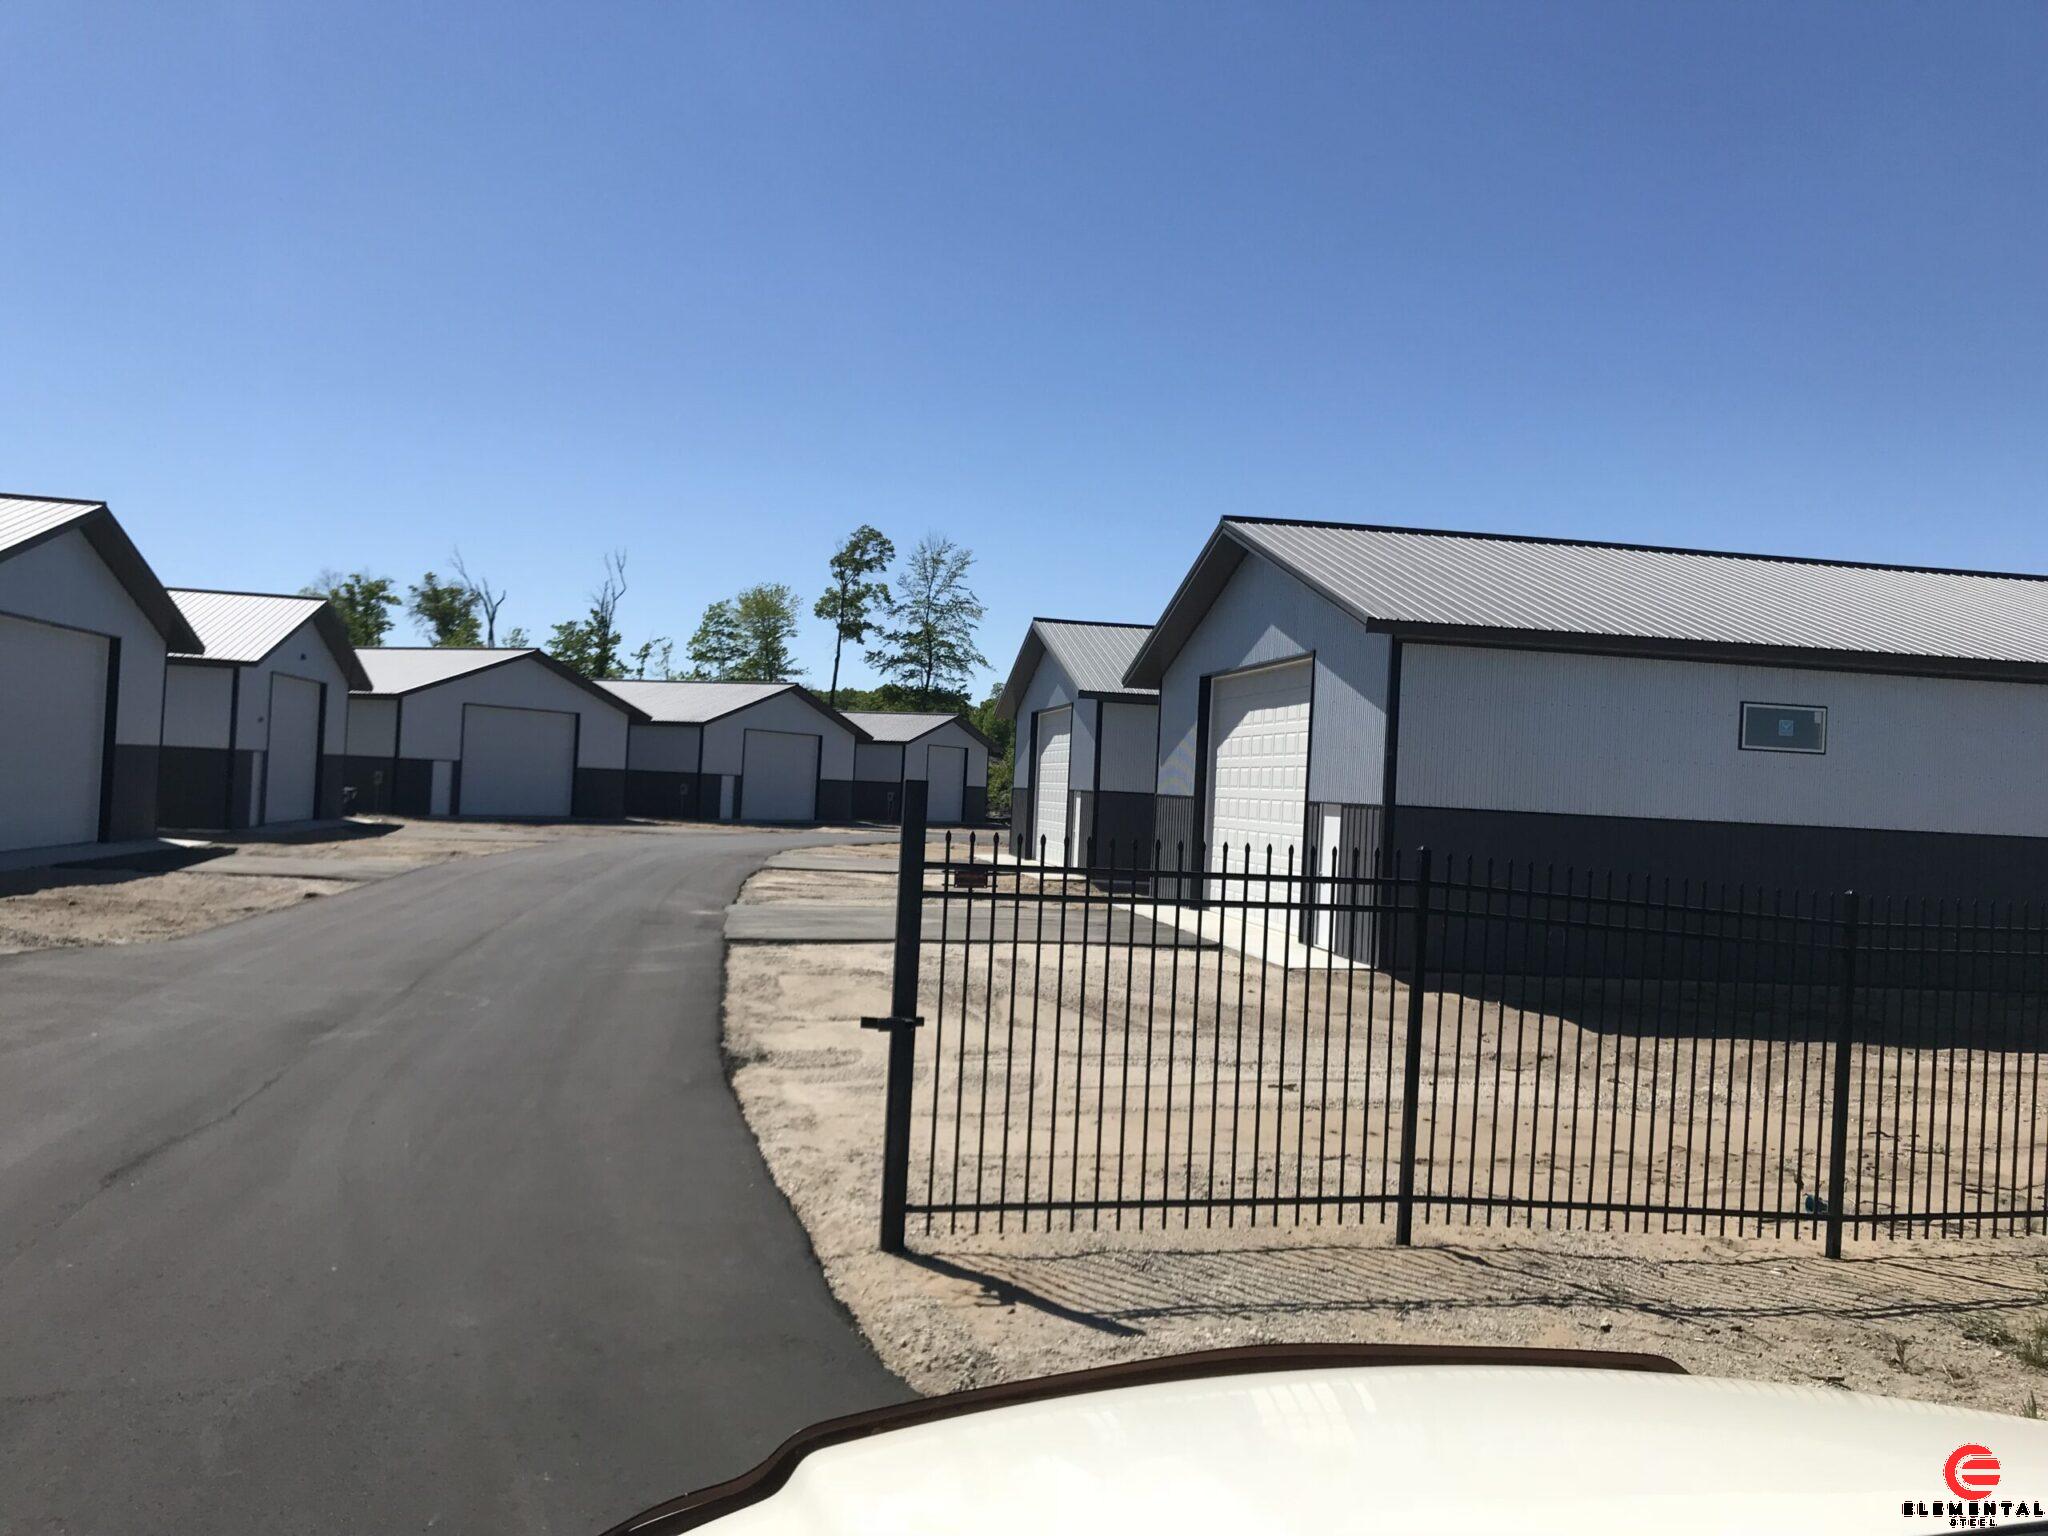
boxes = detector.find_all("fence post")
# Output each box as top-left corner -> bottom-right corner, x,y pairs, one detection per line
1823,889 -> 1861,1260
865,777 -> 928,1255
1395,848 -> 1434,1246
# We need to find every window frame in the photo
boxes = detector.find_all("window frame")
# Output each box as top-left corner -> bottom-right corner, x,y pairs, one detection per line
1738,700 -> 1828,756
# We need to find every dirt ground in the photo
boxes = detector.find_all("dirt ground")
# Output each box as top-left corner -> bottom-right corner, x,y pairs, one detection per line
0,817 -> 601,955
724,846 -> 2048,1414
0,866 -> 350,955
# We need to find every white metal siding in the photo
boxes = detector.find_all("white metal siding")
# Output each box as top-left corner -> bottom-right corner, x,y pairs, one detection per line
1206,660 -> 1311,894
741,729 -> 819,821
0,612 -> 106,851
926,745 -> 967,823
1033,707 -> 1073,858
1156,551 -> 1388,803
1399,643 -> 2048,838
162,663 -> 235,749
1096,700 -> 1159,794
1011,658 -> 1092,792
460,704 -> 575,816
855,742 -> 904,781
700,691 -> 855,781
902,719 -> 990,787
0,527 -> 166,748
627,723 -> 701,772
390,655 -> 628,770
235,616 -> 353,756
346,696 -> 398,757
263,674 -> 322,823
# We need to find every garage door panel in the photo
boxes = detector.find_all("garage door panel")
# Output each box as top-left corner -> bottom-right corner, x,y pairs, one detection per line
264,673 -> 321,824
0,612 -> 107,851
1207,660 -> 1311,904
741,729 -> 819,822
1033,707 -> 1071,860
461,704 -> 575,817
926,745 -> 967,824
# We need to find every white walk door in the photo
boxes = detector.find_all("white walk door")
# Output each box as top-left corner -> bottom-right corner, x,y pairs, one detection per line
925,745 -> 967,824
1032,706 -> 1072,860
1206,659 -> 1312,906
741,729 -> 819,822
263,674 -> 322,823
0,612 -> 107,851
461,704 -> 575,817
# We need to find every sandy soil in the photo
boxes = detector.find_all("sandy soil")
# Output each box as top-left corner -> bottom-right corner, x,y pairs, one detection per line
725,847 -> 2048,1414
0,867 -> 349,955
0,817 -> 586,955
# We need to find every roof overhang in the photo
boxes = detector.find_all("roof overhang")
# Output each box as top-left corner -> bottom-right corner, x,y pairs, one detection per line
0,501 -> 204,653
1121,524 -> 1251,689
357,650 -> 652,719
994,627 -> 1048,720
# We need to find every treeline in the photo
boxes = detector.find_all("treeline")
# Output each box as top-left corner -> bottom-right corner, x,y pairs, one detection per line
302,526 -> 1016,808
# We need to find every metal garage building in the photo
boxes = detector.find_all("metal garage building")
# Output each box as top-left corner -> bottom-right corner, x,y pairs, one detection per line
0,495 -> 201,856
996,618 -> 1158,862
344,649 -> 642,818
840,711 -> 993,826
600,680 -> 860,823
159,590 -> 370,828
1126,517 -> 2048,936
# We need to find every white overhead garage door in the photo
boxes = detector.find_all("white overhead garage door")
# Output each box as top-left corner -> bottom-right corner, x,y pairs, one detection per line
741,729 -> 819,822
1032,706 -> 1071,860
461,703 -> 575,817
1207,659 -> 1311,904
263,673 -> 322,824
926,744 -> 967,824
0,612 -> 107,852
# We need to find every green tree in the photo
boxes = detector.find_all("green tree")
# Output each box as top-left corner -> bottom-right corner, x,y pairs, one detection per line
303,569 -> 399,648
629,637 -> 676,679
733,583 -> 802,681
969,686 -> 1015,816
686,599 -> 746,679
407,570 -> 482,647
866,535 -> 987,708
547,551 -> 630,679
502,625 -> 531,648
812,525 -> 894,707
687,584 -> 802,680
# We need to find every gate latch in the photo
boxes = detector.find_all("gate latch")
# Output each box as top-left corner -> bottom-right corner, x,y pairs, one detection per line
860,1015 -> 925,1032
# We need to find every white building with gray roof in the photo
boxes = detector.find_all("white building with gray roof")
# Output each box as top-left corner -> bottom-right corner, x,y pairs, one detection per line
600,679 -> 863,823
0,494 -> 202,856
346,648 -> 644,819
996,618 -> 1159,861
160,589 -> 370,828
1127,517 -> 2048,946
840,710 -> 994,826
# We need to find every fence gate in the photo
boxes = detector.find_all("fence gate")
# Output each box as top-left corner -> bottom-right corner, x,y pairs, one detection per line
869,791 -> 2048,1256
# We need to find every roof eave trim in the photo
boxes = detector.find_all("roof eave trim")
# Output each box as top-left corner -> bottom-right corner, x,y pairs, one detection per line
1121,522 -> 1252,688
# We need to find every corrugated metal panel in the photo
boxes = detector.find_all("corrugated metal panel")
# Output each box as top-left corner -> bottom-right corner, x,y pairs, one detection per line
0,495 -> 101,555
168,589 -> 326,662
1035,620 -> 1156,694
355,647 -> 533,694
598,679 -> 793,723
840,710 -> 954,743
1227,520 -> 2048,666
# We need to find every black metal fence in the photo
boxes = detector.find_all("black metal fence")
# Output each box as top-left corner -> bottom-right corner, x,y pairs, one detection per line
865,792 -> 2048,1257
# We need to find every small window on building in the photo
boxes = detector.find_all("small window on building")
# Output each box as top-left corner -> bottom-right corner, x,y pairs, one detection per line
1740,702 -> 1826,754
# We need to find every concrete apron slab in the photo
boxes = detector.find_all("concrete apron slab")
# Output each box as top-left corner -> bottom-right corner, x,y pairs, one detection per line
724,900 -> 1217,947
758,852 -> 900,875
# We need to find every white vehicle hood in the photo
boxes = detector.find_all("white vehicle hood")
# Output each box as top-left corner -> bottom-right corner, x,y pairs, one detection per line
676,1364 -> 2048,1536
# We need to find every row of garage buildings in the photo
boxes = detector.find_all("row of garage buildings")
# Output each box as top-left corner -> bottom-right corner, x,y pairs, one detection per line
1,493 -> 990,859
998,515 -> 2048,940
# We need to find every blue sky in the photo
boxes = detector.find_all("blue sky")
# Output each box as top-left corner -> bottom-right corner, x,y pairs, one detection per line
3,3 -> 2044,692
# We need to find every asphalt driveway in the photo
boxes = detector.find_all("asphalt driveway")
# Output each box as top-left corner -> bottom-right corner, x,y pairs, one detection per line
0,827 -> 908,1534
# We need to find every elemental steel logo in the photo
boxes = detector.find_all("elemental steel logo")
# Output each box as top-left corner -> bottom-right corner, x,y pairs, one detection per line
1945,1445 -> 2000,1502
1901,1443 -> 2039,1528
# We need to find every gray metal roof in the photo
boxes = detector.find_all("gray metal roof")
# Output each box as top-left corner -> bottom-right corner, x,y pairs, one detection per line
840,710 -> 998,751
356,647 -> 649,717
0,494 -> 203,651
1126,518 -> 2048,687
597,678 -> 863,735
170,589 -> 373,688
995,618 -> 1156,718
